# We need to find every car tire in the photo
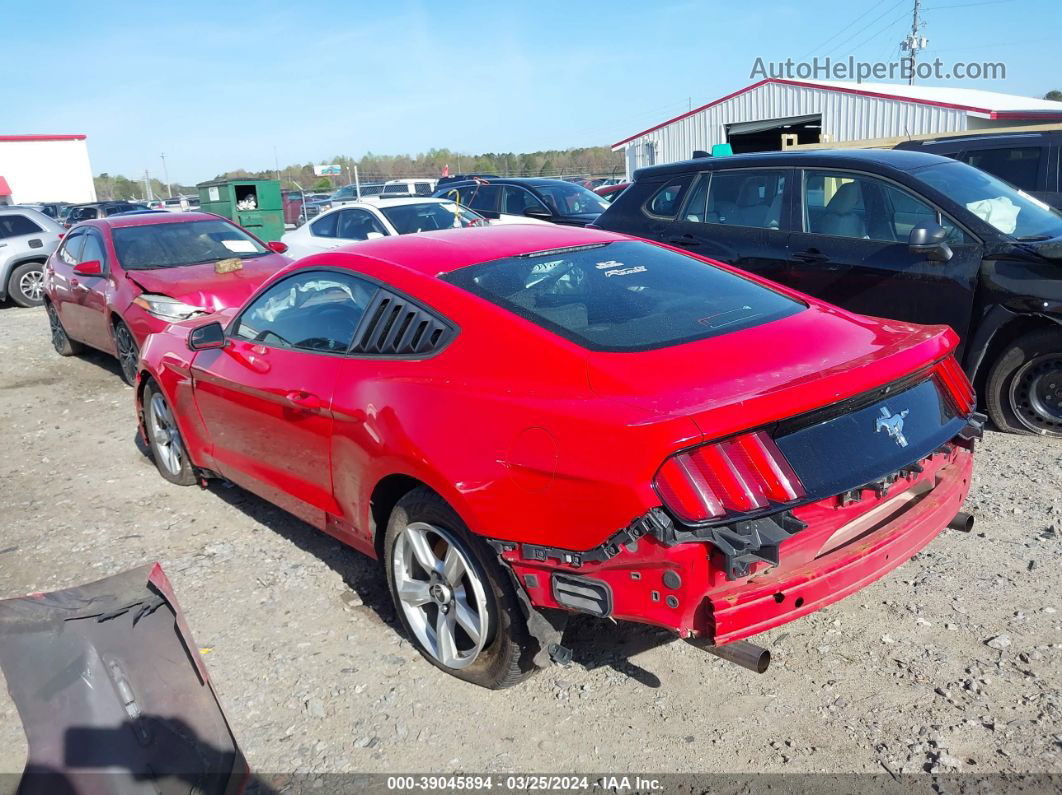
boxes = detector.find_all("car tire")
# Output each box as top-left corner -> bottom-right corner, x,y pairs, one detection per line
7,262 -> 46,307
143,381 -> 197,486
985,328 -> 1062,437
113,319 -> 139,387
383,487 -> 537,689
45,301 -> 84,356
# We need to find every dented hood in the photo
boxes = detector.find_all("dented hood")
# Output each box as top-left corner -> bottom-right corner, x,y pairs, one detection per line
586,303 -> 957,443
0,564 -> 246,794
126,253 -> 287,311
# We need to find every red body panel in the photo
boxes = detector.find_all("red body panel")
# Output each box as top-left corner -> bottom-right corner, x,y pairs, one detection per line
136,224 -> 977,646
43,212 -> 290,356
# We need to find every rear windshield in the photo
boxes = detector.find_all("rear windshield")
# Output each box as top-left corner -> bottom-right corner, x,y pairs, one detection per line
380,202 -> 482,234
443,240 -> 804,351
113,219 -> 268,270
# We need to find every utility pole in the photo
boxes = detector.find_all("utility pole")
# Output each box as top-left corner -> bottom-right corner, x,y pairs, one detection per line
143,170 -> 154,202
900,0 -> 926,85
160,153 -> 172,197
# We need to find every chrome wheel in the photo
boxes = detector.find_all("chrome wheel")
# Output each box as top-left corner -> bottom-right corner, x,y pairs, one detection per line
19,269 -> 44,302
391,522 -> 489,670
114,323 -> 138,385
148,393 -> 184,476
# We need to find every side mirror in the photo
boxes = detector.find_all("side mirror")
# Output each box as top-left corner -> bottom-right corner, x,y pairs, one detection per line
73,260 -> 103,276
267,241 -> 288,254
188,321 -> 226,351
908,222 -> 953,262
523,207 -> 553,221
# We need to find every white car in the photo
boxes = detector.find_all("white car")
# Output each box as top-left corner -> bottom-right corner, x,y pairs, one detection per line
380,178 -> 437,198
280,197 -> 486,259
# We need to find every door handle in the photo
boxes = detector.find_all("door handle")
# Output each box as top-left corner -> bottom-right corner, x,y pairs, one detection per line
285,390 -> 322,410
792,249 -> 829,264
668,235 -> 699,248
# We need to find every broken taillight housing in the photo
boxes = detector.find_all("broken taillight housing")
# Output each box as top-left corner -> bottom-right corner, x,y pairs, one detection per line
654,431 -> 806,522
934,356 -> 975,415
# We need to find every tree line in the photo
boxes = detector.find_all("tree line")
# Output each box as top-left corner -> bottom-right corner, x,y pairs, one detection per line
94,145 -> 626,199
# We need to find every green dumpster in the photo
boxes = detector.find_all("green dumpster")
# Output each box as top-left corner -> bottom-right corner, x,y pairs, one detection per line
197,178 -> 284,242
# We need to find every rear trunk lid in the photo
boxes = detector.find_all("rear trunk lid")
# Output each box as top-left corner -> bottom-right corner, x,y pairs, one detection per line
587,304 -> 966,498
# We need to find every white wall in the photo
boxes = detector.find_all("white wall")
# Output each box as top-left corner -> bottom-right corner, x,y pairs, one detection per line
0,138 -> 97,204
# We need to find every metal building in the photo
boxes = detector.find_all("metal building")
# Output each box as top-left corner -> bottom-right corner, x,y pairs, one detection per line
613,79 -> 1062,177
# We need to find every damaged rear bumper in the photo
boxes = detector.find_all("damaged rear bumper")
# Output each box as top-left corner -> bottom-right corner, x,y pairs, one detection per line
495,441 -> 974,647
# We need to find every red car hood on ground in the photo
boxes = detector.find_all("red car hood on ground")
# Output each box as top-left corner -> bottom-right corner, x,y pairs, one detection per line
587,302 -> 957,443
124,254 -> 288,311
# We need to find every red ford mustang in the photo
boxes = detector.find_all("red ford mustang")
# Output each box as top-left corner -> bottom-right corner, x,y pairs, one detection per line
135,225 -> 982,688
42,212 -> 290,385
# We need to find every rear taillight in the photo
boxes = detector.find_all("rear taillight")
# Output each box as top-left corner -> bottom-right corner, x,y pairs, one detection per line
654,431 -> 805,523
935,356 -> 974,415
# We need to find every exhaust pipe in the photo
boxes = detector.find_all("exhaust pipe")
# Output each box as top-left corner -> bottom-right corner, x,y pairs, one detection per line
948,511 -> 974,532
688,638 -> 771,673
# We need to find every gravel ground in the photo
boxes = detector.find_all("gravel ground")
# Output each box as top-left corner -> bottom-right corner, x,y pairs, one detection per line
0,303 -> 1060,779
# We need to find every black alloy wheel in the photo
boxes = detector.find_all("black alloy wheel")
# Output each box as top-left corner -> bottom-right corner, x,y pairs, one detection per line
114,321 -> 139,386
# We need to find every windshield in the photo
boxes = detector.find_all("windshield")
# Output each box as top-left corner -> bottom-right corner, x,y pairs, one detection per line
533,182 -> 609,216
380,202 -> 484,234
443,240 -> 804,351
113,219 -> 269,270
916,160 -> 1062,240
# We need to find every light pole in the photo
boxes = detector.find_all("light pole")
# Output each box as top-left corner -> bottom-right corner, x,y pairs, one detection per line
160,153 -> 172,198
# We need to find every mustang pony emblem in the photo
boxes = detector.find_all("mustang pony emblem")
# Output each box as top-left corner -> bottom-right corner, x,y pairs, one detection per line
876,406 -> 910,447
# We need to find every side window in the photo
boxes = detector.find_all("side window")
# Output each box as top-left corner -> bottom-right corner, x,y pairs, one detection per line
310,212 -> 339,238
467,185 -> 501,214
805,170 -> 970,245
502,186 -> 547,215
962,146 -> 1042,192
689,170 -> 786,229
78,232 -> 107,266
804,171 -> 870,239
58,232 -> 85,264
645,176 -> 693,217
415,182 -> 432,196
0,214 -> 44,238
234,271 -> 378,353
335,209 -> 388,240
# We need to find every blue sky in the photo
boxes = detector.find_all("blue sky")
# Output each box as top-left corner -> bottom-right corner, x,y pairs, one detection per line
5,0 -> 1058,183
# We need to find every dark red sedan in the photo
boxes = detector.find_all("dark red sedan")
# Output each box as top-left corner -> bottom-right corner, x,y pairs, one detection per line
135,225 -> 982,688
43,212 -> 290,384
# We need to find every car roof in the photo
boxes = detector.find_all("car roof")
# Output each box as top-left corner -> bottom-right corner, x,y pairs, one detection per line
898,130 -> 1062,147
438,177 -> 580,189
85,211 -> 228,229
324,197 -> 453,211
633,147 -> 956,179
0,205 -> 60,224
317,224 -> 628,277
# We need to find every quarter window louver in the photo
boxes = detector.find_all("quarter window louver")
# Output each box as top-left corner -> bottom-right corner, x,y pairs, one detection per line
351,290 -> 453,356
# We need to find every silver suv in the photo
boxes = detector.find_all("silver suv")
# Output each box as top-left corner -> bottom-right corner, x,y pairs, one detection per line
0,207 -> 63,307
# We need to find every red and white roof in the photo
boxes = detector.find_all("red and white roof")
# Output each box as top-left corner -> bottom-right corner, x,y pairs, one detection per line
613,79 -> 1062,148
